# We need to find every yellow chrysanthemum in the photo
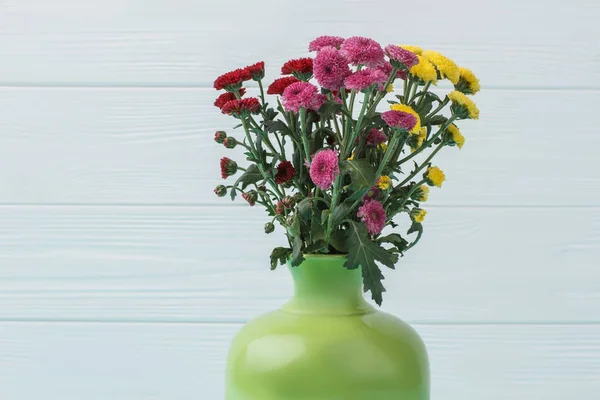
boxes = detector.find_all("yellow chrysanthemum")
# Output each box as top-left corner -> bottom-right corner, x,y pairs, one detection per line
399,45 -> 423,55
386,83 -> 394,93
426,166 -> 446,188
446,124 -> 465,149
377,175 -> 392,190
412,185 -> 430,202
348,152 -> 354,160
379,143 -> 388,152
410,126 -> 428,153
421,50 -> 460,84
411,208 -> 427,223
448,90 -> 480,120
409,56 -> 437,83
455,67 -> 480,95
389,103 -> 421,134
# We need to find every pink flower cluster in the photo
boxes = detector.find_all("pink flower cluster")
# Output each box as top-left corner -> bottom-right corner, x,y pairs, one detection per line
309,35 -> 345,52
365,128 -> 387,146
384,45 -> 419,69
309,149 -> 340,190
357,199 -> 386,235
344,68 -> 388,92
381,110 -> 417,131
313,46 -> 352,91
340,36 -> 385,67
281,82 -> 326,112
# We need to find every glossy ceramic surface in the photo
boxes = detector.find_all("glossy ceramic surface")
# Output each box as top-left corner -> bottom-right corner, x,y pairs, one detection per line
225,255 -> 430,400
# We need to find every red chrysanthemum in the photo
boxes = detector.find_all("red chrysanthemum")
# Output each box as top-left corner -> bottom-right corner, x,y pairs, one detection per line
244,61 -> 265,80
221,97 -> 261,116
267,76 -> 300,95
213,88 -> 246,109
220,157 -> 238,179
274,161 -> 297,184
213,68 -> 252,91
281,58 -> 314,75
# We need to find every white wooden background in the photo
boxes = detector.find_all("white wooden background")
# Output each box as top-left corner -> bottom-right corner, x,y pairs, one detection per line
1,1 -> 600,399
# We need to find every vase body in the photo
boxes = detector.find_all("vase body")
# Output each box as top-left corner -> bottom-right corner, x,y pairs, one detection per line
225,255 -> 430,400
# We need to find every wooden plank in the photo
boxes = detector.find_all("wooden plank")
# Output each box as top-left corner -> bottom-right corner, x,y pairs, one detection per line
0,0 -> 598,87
1,205 -> 598,323
0,322 -> 598,400
1,88 -> 599,206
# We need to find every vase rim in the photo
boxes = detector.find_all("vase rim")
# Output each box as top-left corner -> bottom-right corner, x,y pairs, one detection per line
301,253 -> 347,259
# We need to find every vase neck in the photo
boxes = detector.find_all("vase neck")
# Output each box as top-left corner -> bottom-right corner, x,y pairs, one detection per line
281,255 -> 375,316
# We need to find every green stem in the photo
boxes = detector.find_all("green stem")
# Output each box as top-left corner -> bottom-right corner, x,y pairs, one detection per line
299,108 -> 312,163
398,142 -> 445,187
343,90 -> 372,160
374,130 -> 404,180
324,178 -> 341,246
416,82 -> 432,107
427,97 -> 450,120
258,80 -> 266,108
398,114 -> 457,165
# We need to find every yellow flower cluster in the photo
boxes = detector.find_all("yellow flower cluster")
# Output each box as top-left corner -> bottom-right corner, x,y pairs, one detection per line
456,67 -> 480,95
446,124 -> 465,149
390,103 -> 421,134
376,175 -> 392,190
448,90 -> 480,120
399,45 -> 423,55
409,56 -> 438,83
410,126 -> 428,153
411,208 -> 427,223
426,166 -> 446,188
422,50 -> 460,84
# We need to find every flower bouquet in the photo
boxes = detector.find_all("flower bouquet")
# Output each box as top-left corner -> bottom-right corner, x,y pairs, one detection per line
212,36 -> 480,305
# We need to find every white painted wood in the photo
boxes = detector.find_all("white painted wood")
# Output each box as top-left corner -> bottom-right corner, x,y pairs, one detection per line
1,88 -> 599,206
0,0 -> 598,87
1,205 -> 598,323
0,322 -> 598,400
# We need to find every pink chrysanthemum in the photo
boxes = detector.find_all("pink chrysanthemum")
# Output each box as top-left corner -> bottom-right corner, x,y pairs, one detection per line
362,186 -> 381,202
366,128 -> 388,146
381,110 -> 417,131
378,60 -> 407,81
344,68 -> 388,92
384,45 -> 419,69
340,36 -> 385,67
309,149 -> 340,190
309,35 -> 345,52
357,199 -> 386,235
313,46 -> 352,90
281,81 -> 322,112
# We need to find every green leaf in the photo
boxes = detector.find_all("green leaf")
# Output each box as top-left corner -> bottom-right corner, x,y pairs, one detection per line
407,221 -> 422,235
429,115 -> 448,125
343,221 -> 396,306
340,159 -> 376,191
348,187 -> 370,202
331,199 -> 354,227
304,240 -> 327,253
330,229 -> 349,253
318,100 -> 343,120
310,215 -> 325,243
297,198 -> 314,221
286,213 -> 302,238
321,209 -> 331,226
264,120 -> 292,136
377,233 -> 409,257
290,236 -> 305,267
270,247 -> 292,270
230,164 -> 263,200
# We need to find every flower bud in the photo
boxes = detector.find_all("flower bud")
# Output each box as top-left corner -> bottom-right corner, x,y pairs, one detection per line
264,222 -> 275,234
223,137 -> 238,149
276,201 -> 285,215
214,185 -> 227,197
220,157 -> 238,179
410,207 -> 427,223
411,185 -> 430,202
214,130 -> 227,144
282,195 -> 296,209
242,190 -> 258,206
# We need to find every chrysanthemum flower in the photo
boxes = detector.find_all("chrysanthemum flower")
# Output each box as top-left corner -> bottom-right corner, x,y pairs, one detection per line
221,97 -> 261,117
340,36 -> 385,67
448,90 -> 480,120
363,186 -> 381,201
266,76 -> 300,95
421,50 -> 460,84
242,190 -> 258,206
344,68 -> 388,92
223,137 -> 238,149
281,58 -> 314,81
214,68 -> 252,91
274,161 -> 297,184
357,199 -> 387,235
309,149 -> 340,190
455,66 -> 480,95
409,127 -> 428,153
244,61 -> 265,81
214,185 -> 227,197
411,208 -> 427,223
220,157 -> 238,179
214,130 -> 227,144
365,128 -> 387,146
411,185 -> 430,202
309,35 -> 345,52
214,88 -> 246,109
446,124 -> 465,149
384,45 -> 419,70
313,46 -> 352,90
376,175 -> 392,190
282,81 -> 322,112
390,103 -> 422,134
409,56 -> 438,83
426,166 -> 446,188
399,45 -> 423,55
381,111 -> 417,132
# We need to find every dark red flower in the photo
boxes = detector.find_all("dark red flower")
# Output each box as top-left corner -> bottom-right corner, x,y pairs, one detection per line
220,157 -> 238,179
266,76 -> 300,95
281,58 -> 314,75
214,88 -> 246,109
214,68 -> 252,91
221,97 -> 261,116
245,61 -> 265,80
274,161 -> 296,184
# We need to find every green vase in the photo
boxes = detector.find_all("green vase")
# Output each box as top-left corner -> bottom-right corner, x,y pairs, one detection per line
225,254 -> 430,400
